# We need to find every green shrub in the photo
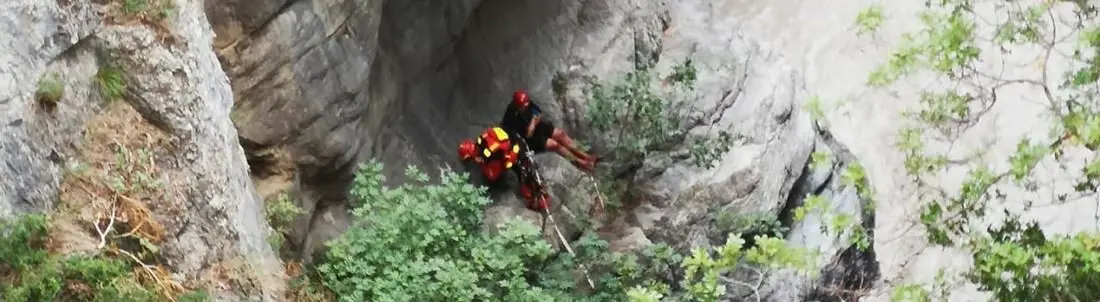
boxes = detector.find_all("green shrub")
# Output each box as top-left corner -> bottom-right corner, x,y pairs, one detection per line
712,211 -> 788,240
265,192 -> 303,251
313,160 -> 817,302
95,64 -> 125,103
862,0 -> 1100,299
35,72 -> 64,106
585,58 -> 733,170
316,161 -> 558,301
0,214 -> 159,302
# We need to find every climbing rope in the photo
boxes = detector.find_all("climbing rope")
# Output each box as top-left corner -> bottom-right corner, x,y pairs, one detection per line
516,137 -> 599,290
542,207 -> 596,289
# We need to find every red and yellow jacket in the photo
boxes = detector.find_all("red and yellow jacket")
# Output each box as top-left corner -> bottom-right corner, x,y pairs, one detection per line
458,127 -> 520,182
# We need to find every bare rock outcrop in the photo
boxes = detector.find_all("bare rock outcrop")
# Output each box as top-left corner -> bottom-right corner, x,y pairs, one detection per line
0,0 -> 284,300
0,0 -> 101,217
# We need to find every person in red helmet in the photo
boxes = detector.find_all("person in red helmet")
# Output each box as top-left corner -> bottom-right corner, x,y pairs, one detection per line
458,126 -> 552,211
458,126 -> 522,182
501,90 -> 598,173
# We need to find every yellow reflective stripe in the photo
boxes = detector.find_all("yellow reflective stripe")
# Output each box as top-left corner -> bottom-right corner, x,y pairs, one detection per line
506,162 -> 513,169
492,127 -> 509,140
476,137 -> 482,144
512,145 -> 519,153
482,149 -> 491,158
489,142 -> 500,152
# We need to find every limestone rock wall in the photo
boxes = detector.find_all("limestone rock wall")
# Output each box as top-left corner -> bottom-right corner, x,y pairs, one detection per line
0,1 -> 285,300
214,0 -> 877,299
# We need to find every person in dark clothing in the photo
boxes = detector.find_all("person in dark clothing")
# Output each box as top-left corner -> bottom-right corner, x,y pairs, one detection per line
501,89 -> 598,172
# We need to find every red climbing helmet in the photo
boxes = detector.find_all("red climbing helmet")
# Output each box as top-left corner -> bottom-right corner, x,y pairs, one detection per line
458,139 -> 477,160
512,90 -> 530,108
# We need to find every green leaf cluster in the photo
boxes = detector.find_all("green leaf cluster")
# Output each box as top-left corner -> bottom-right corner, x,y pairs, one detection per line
859,1 -> 1100,300
585,58 -> 734,169
313,160 -> 817,302
0,214 -> 167,302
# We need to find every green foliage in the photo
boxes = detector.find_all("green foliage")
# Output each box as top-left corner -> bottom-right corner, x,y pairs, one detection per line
971,227 -> 1100,301
95,64 -> 125,103
890,283 -> 931,302
864,0 -> 1100,299
809,150 -> 831,170
315,160 -> 817,302
803,95 -> 827,123
0,214 -> 51,273
854,4 -> 885,36
0,214 -> 161,302
36,72 -> 64,107
121,0 -> 176,21
264,192 -> 303,251
585,58 -> 734,169
317,160 -> 557,301
793,194 -> 871,251
712,211 -> 787,239
122,0 -> 148,14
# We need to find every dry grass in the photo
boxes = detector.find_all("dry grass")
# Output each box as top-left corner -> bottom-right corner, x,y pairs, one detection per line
51,102 -> 192,300
201,256 -> 286,299
285,260 -> 336,302
100,0 -> 179,45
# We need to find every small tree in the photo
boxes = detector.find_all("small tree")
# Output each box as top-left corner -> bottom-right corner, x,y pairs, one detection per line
585,58 -> 734,171
857,0 -> 1100,300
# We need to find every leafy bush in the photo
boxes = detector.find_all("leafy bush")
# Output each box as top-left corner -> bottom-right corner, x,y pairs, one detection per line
264,192 -> 303,252
585,58 -> 733,170
313,160 -> 817,302
0,214 -> 161,301
712,211 -> 788,240
316,161 -> 559,301
36,72 -> 64,107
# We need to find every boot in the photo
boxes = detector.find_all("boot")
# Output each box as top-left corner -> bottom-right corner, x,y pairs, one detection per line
572,158 -> 596,173
566,146 -> 597,163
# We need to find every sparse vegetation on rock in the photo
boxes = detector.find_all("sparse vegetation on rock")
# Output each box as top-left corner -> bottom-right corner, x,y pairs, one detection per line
264,192 -> 303,252
35,72 -> 64,108
585,58 -> 734,171
95,64 -> 125,103
0,213 -> 209,302
858,0 -> 1100,300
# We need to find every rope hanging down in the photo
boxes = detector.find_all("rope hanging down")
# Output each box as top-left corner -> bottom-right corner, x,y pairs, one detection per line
516,137 -> 607,290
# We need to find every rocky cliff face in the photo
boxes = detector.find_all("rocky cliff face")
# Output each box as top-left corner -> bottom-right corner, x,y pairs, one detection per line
213,0 -> 879,300
2,0 -> 887,300
209,0 -> 638,259
0,0 -> 283,300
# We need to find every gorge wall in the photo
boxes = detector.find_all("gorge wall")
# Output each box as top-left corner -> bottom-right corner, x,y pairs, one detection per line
12,0 -> 1073,300
0,0 -> 284,300
212,0 -> 881,299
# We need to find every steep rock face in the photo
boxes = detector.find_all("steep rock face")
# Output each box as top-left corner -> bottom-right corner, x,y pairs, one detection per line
211,0 -> 624,259
764,127 -> 880,302
0,1 -> 101,217
216,0 -> 879,299
0,1 -> 284,300
547,1 -> 882,299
